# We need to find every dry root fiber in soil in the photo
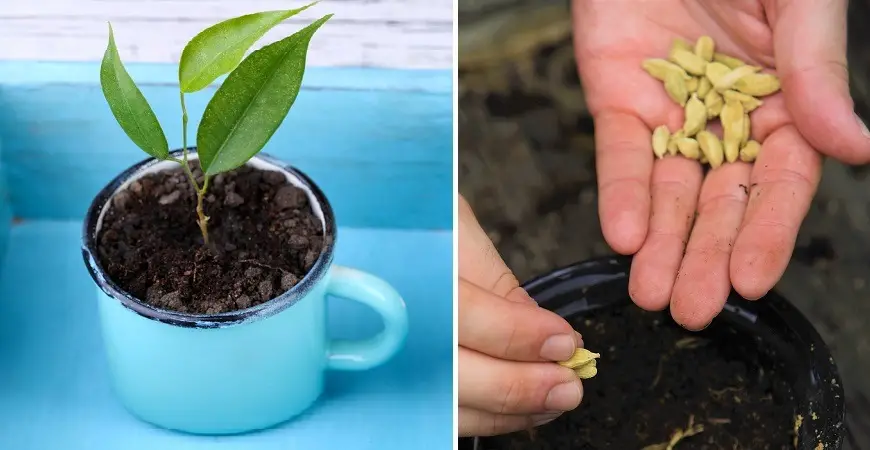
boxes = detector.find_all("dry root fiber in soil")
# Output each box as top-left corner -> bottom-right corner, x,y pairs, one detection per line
643,36 -> 781,167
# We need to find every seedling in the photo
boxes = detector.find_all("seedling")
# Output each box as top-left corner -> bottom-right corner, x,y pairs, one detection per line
100,2 -> 331,245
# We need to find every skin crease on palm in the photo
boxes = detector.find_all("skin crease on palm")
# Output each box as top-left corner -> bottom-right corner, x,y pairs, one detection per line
571,0 -> 870,330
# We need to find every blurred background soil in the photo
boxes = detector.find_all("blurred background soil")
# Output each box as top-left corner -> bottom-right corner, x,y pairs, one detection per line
458,0 -> 870,446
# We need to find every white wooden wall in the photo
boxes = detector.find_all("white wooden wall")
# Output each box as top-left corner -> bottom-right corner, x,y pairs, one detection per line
0,0 -> 453,69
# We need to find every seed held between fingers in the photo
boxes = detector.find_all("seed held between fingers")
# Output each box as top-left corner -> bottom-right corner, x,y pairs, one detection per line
574,363 -> 598,379
558,348 -> 601,380
558,348 -> 600,368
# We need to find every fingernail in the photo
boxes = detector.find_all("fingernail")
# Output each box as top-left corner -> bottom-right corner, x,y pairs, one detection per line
856,112 -> 870,138
531,413 -> 562,426
545,380 -> 583,411
540,334 -> 576,361
575,331 -> 584,348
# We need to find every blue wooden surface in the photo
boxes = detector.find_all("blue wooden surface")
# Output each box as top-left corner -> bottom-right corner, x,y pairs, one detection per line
0,137 -> 9,274
0,223 -> 453,449
0,62 -> 453,230
0,61 -> 454,448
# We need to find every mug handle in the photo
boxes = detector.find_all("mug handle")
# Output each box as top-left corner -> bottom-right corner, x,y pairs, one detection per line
325,266 -> 409,371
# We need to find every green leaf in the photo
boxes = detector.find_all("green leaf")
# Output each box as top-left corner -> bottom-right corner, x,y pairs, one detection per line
178,2 -> 318,93
196,14 -> 332,176
100,23 -> 169,160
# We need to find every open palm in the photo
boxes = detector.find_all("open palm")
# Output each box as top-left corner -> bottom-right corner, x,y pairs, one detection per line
573,0 -> 866,329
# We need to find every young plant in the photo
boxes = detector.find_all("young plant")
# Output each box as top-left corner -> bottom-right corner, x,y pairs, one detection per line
100,3 -> 331,245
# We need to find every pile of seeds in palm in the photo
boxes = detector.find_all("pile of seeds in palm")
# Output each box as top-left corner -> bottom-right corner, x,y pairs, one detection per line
642,36 -> 782,167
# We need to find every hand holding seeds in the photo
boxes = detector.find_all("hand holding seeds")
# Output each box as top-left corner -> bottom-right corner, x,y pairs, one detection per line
458,195 -> 587,437
570,0 -> 864,330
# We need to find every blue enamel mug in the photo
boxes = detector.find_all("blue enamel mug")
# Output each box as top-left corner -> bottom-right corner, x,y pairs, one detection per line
81,150 -> 409,435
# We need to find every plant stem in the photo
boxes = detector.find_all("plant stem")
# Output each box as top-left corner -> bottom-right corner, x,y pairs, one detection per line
196,176 -> 210,245
180,91 -> 190,163
176,91 -> 211,245
169,154 -> 211,245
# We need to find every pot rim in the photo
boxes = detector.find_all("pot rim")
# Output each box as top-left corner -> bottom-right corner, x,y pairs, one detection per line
81,148 -> 337,329
470,255 -> 846,450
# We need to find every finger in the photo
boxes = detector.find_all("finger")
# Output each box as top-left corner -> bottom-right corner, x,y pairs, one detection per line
730,125 -> 822,300
458,407 -> 561,437
629,157 -> 703,311
741,94 -> 791,142
670,163 -> 752,330
572,0 -> 686,256
458,194 -> 534,303
774,0 -> 870,164
592,111 -> 654,254
458,347 -> 582,415
459,279 -> 581,362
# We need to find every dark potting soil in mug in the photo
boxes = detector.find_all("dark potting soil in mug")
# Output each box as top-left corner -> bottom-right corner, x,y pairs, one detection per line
96,161 -> 325,314
478,305 -> 796,450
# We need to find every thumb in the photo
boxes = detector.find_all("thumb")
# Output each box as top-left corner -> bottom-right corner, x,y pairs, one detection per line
773,0 -> 870,164
458,194 -> 534,304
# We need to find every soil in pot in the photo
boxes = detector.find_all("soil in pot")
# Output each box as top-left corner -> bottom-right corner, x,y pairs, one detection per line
478,305 -> 797,450
96,160 -> 325,314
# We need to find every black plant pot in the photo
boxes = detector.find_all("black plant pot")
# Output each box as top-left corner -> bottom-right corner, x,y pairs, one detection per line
462,255 -> 848,450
